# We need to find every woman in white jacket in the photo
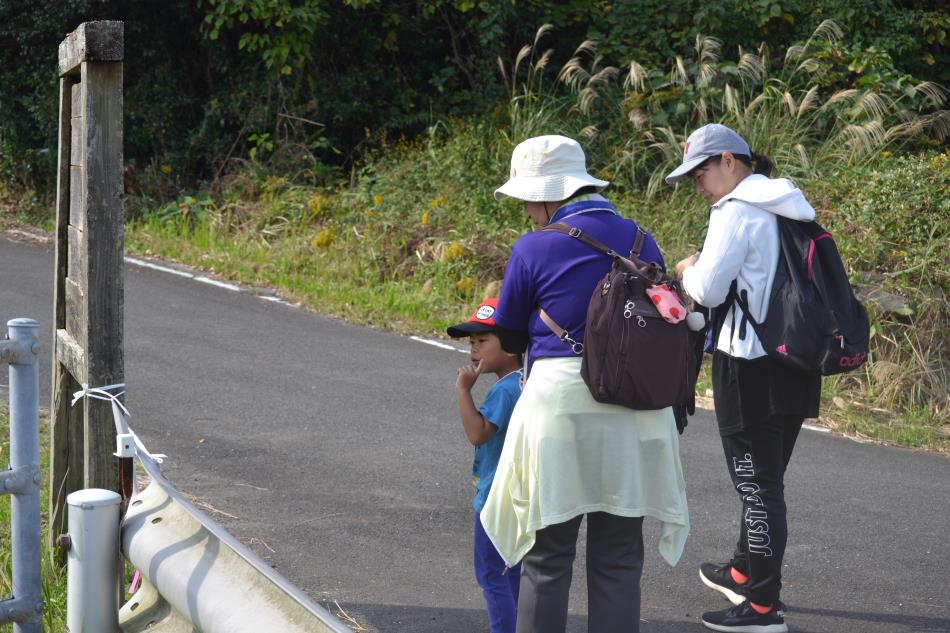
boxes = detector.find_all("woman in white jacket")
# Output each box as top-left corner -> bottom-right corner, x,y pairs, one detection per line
668,124 -> 820,633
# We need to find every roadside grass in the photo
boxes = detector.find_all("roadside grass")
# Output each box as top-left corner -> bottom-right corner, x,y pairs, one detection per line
124,146 -> 948,452
0,402 -> 67,631
127,210 -> 488,334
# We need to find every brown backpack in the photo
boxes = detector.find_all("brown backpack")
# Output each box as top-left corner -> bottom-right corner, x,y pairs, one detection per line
539,222 -> 696,411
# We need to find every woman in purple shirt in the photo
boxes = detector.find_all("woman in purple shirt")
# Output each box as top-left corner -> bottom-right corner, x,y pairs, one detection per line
479,135 -> 690,633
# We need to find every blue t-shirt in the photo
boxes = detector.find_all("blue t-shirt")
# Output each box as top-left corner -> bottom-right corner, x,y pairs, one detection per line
494,196 -> 664,362
472,369 -> 523,512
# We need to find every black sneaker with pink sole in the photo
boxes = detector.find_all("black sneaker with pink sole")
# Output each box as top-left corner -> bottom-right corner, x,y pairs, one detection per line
700,562 -> 747,605
701,601 -> 788,633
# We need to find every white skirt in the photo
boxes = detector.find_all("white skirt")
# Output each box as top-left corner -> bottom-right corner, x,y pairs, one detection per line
480,357 -> 690,567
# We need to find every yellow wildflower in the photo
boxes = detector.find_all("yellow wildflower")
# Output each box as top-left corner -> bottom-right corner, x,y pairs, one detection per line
445,242 -> 464,260
373,194 -> 382,205
160,164 -> 172,175
421,211 -> 429,226
456,276 -> 475,295
308,194 -> 326,213
312,228 -> 336,248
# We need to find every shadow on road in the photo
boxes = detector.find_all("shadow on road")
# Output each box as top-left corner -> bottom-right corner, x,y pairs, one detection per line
334,601 -> 950,633
789,605 -> 950,633
333,602 -> 705,632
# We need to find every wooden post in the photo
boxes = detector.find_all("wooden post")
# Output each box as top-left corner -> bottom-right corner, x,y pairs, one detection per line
49,21 -> 125,548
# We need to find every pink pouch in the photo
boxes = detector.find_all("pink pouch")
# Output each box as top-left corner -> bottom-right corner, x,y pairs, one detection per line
646,283 -> 687,324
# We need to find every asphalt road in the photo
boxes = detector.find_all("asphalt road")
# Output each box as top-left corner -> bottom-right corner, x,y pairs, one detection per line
1,232 -> 948,633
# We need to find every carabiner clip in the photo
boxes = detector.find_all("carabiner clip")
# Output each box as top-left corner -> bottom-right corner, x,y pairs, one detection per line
560,331 -> 584,355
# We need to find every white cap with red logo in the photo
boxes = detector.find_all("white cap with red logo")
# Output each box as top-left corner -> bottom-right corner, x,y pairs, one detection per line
665,124 -> 751,184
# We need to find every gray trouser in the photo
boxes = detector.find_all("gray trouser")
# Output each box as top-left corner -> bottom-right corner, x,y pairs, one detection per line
516,512 -> 645,633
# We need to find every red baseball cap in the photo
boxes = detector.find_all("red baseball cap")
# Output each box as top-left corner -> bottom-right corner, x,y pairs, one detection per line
446,297 -> 499,338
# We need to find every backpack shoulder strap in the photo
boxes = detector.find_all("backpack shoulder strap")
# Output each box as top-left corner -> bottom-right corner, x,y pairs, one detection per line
732,284 -> 758,326
538,308 -> 565,338
542,222 -> 619,258
544,221 -> 647,262
630,227 -> 647,259
538,307 -> 583,354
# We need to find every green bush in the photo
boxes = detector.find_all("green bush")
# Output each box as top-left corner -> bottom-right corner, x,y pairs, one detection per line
1,2 -> 946,203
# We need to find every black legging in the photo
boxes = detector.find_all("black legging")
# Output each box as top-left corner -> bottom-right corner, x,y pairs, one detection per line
720,415 -> 804,604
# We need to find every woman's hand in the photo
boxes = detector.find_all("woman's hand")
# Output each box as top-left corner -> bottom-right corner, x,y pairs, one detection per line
676,251 -> 701,277
456,360 -> 484,391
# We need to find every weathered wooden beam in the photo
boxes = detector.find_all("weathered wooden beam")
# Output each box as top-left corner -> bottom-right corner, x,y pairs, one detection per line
69,165 -> 85,227
54,329 -> 86,384
58,21 -> 123,76
49,368 -> 85,549
66,225 -> 83,281
51,21 -> 126,543
71,82 -> 82,119
64,278 -> 84,348
79,58 -> 124,491
52,77 -> 73,335
50,74 -> 75,554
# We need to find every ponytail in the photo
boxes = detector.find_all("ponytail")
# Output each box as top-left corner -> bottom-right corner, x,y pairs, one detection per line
751,152 -> 773,177
734,152 -> 774,177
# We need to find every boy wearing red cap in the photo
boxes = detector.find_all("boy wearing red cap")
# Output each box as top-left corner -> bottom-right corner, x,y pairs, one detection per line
448,298 -> 524,633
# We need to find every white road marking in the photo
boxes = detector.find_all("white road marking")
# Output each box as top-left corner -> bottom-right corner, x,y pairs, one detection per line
124,257 -> 194,278
194,276 -> 242,292
259,295 -> 294,306
125,252 -> 468,354
410,336 -> 468,353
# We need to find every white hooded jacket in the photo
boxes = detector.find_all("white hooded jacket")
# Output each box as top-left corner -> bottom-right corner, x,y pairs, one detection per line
682,174 -> 816,359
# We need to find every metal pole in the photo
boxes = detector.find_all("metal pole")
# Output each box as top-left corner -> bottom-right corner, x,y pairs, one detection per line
7,318 -> 43,632
66,488 -> 120,633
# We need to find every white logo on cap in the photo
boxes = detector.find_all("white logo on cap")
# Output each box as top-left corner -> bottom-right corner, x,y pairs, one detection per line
476,305 -> 495,320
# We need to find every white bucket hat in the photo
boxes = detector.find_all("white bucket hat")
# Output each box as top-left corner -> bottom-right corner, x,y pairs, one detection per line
665,124 -> 751,184
494,135 -> 609,201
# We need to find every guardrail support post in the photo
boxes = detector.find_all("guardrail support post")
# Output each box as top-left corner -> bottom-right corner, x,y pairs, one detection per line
2,318 -> 44,632
65,488 -> 121,633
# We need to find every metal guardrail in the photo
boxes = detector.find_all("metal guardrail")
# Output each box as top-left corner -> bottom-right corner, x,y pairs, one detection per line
61,384 -> 353,632
118,445 -> 353,633
0,318 -> 44,632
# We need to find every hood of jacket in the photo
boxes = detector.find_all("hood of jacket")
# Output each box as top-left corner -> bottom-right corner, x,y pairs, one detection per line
714,173 -> 815,221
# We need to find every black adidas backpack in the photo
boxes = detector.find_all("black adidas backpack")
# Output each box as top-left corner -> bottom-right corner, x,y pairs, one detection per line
733,218 -> 870,375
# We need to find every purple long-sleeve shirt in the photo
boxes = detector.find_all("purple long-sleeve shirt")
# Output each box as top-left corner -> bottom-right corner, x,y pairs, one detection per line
494,196 -> 664,362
